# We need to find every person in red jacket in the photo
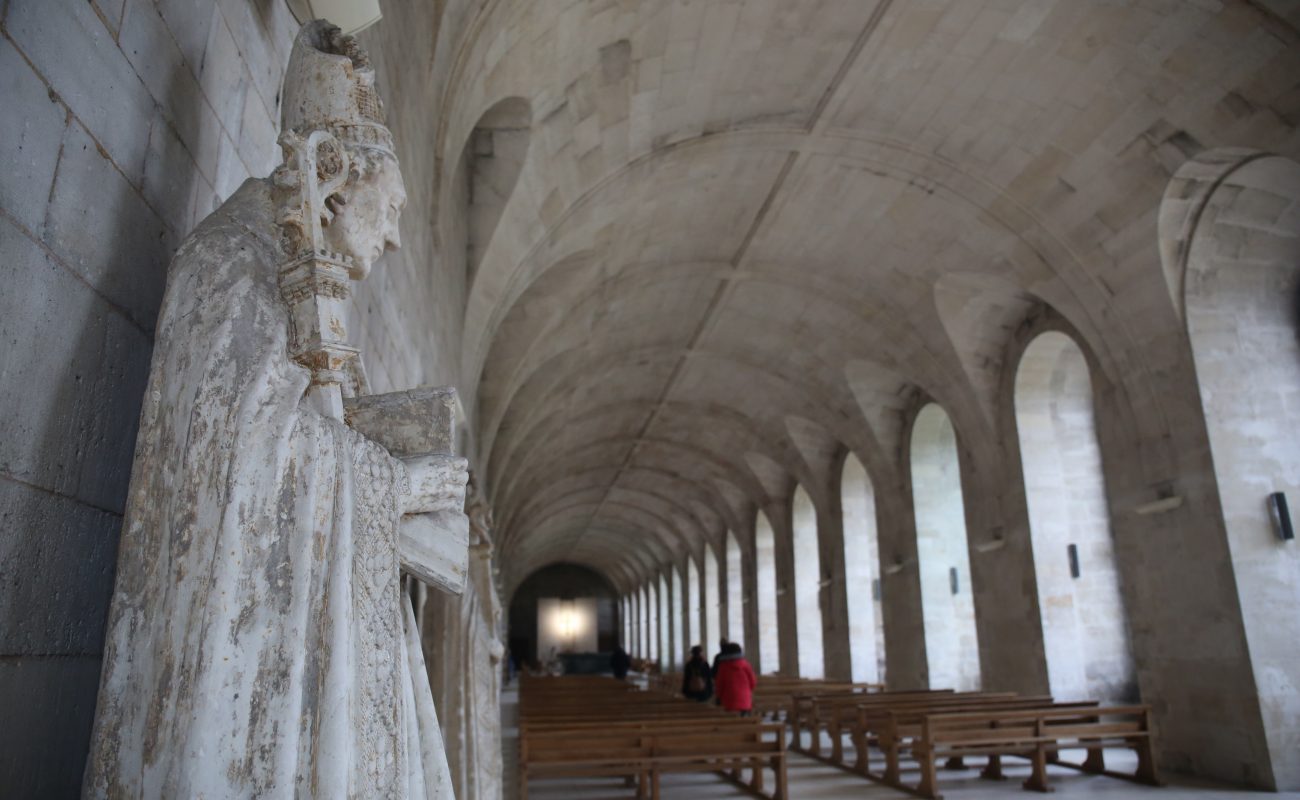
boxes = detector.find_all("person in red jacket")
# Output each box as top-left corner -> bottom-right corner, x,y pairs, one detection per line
712,642 -> 757,715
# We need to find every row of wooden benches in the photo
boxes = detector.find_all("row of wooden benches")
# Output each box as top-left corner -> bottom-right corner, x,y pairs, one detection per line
517,675 -> 788,799
629,657 -> 660,675
519,673 -> 1161,799
786,686 -> 1159,798
650,669 -> 884,718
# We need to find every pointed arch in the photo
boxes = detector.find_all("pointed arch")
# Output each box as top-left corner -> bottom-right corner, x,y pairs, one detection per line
911,404 -> 980,691
842,453 -> 885,683
792,485 -> 825,678
1016,331 -> 1136,702
704,545 -> 720,653
726,531 -> 744,646
755,512 -> 780,674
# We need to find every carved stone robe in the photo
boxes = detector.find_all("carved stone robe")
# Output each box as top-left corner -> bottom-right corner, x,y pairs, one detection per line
84,179 -> 453,798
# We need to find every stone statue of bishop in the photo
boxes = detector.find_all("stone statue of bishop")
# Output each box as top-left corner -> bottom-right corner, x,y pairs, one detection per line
84,21 -> 464,799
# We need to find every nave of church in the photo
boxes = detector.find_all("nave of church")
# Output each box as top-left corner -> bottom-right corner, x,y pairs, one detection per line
499,681 -> 1300,800
1,0 -> 1298,798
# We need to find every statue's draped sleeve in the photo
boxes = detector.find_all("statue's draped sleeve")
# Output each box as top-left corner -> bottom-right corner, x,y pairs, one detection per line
84,180 -> 451,798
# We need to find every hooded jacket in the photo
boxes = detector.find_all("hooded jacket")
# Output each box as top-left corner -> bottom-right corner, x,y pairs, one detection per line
712,644 -> 757,712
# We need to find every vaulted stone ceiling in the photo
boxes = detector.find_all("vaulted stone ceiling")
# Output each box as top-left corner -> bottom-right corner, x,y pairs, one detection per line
436,0 -> 1300,593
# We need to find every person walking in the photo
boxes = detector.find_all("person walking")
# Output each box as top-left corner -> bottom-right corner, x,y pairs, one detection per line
713,642 -> 757,716
681,645 -> 714,702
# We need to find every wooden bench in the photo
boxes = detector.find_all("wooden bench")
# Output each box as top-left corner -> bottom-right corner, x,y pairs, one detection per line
521,724 -> 787,800
752,678 -> 877,721
794,688 -> 958,760
649,671 -> 682,695
903,704 -> 1159,799
629,657 -> 660,675
518,675 -> 789,799
836,692 -> 1028,769
872,699 -> 1095,781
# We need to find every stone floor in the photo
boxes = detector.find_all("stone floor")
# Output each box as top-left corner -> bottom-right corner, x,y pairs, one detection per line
500,685 -> 1300,799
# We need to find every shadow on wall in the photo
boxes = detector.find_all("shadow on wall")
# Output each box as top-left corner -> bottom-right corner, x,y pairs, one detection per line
506,563 -> 619,668
0,26 -> 209,799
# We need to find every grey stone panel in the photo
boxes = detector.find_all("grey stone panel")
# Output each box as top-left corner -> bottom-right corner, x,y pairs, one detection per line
0,480 -> 120,656
0,38 -> 67,236
0,215 -> 152,514
6,0 -> 158,186
42,121 -> 173,331
0,656 -> 104,800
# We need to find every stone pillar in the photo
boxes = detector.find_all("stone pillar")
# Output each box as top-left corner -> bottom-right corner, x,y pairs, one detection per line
872,457 -> 929,691
817,478 -> 853,682
770,499 -> 800,676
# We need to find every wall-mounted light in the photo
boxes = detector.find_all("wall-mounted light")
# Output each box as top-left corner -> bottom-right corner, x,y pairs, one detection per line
1134,496 -> 1184,515
1135,482 -> 1183,515
949,567 -> 959,596
974,529 -> 1006,554
1067,543 -> 1081,579
1269,492 -> 1294,541
286,0 -> 382,35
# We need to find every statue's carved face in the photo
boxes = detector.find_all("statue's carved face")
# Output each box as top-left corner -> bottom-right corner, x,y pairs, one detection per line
325,154 -> 406,279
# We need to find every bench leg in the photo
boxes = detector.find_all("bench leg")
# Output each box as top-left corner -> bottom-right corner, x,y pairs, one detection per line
1082,745 -> 1105,774
638,770 -> 648,799
749,757 -> 765,794
651,769 -> 661,800
915,747 -> 941,799
980,754 -> 1005,781
1022,745 -> 1053,793
883,735 -> 901,784
518,768 -> 528,800
773,754 -> 788,800
809,722 -> 821,757
830,718 -> 843,764
1134,740 -> 1159,785
944,756 -> 967,770
851,727 -> 868,774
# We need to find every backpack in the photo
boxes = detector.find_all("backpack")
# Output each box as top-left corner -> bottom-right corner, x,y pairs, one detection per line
686,670 -> 707,694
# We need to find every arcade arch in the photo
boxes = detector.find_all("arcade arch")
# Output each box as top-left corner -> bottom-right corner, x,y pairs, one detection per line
910,404 -> 981,691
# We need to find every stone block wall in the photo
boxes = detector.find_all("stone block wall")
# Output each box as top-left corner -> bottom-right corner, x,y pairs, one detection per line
0,1 -> 463,794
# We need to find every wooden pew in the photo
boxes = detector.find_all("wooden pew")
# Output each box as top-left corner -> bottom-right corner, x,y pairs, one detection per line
518,675 -> 789,799
793,688 -> 956,759
649,671 -> 681,695
629,657 -> 660,675
872,699 -> 1094,781
752,677 -> 879,721
904,705 -> 1159,799
520,723 -> 787,800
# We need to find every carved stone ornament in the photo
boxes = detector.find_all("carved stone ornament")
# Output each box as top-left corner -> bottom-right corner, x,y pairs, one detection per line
83,20 -> 462,799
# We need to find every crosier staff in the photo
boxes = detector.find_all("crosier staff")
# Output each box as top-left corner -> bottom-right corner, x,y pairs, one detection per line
274,128 -> 365,420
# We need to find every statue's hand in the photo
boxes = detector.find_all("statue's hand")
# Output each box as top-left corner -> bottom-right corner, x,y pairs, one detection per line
401,455 -> 469,515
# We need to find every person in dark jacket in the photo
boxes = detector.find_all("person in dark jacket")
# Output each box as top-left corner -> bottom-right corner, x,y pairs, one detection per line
713,642 -> 757,715
681,645 -> 713,702
610,645 -> 632,680
710,639 -> 728,678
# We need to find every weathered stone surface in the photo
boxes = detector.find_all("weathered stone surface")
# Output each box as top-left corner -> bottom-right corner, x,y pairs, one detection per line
346,387 -> 458,458
81,21 -> 462,799
402,511 -> 470,595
